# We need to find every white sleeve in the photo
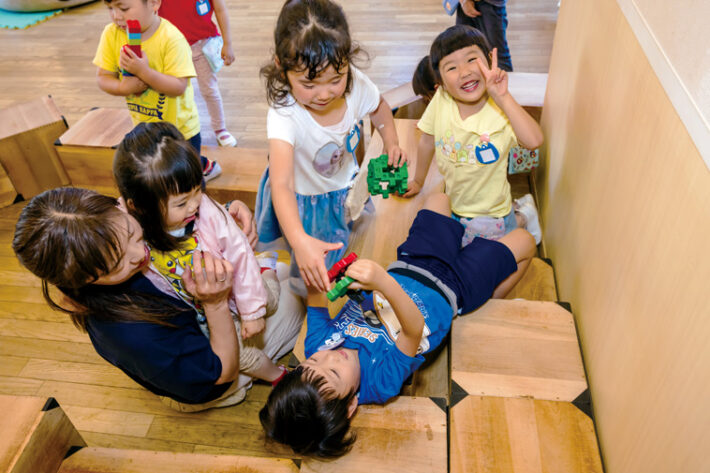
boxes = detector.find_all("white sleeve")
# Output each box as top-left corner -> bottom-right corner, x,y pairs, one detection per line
350,67 -> 382,119
267,107 -> 297,145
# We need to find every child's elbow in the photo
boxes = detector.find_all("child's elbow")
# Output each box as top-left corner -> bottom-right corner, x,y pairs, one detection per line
522,133 -> 544,150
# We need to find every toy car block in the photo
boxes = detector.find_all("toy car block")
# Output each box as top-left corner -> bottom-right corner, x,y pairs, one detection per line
366,154 -> 408,198
327,276 -> 355,302
328,252 -> 358,282
122,20 -> 142,76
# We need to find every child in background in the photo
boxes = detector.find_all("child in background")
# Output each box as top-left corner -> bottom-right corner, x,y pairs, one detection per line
412,55 -> 437,105
159,0 -> 238,147
256,0 -> 405,294
259,193 -> 535,457
94,0 -> 221,181
456,0 -> 513,72
405,26 -> 543,244
114,122 -> 286,386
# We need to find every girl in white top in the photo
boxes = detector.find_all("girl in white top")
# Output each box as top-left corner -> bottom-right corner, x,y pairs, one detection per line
256,0 -> 405,293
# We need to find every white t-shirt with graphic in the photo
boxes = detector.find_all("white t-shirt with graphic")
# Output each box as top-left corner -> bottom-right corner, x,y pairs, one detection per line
266,66 -> 381,196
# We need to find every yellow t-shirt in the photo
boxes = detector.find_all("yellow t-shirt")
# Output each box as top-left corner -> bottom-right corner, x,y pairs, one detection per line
93,19 -> 200,140
418,88 -> 517,218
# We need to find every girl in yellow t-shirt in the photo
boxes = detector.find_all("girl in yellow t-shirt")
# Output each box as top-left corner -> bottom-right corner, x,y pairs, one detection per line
406,26 -> 543,245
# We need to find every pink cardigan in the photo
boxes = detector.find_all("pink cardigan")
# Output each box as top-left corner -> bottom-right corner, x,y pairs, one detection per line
144,195 -> 267,321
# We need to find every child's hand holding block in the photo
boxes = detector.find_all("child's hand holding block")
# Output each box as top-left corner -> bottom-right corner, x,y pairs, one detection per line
122,20 -> 142,77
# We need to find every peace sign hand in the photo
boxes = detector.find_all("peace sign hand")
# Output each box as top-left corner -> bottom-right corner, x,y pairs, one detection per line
475,48 -> 508,102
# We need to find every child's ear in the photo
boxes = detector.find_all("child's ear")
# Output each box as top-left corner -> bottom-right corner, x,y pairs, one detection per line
125,198 -> 136,212
346,395 -> 358,419
274,55 -> 281,69
151,0 -> 161,12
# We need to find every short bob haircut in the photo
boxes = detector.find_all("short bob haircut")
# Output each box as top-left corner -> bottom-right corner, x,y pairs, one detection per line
113,122 -> 204,253
259,366 -> 356,458
260,0 -> 366,108
429,25 -> 492,83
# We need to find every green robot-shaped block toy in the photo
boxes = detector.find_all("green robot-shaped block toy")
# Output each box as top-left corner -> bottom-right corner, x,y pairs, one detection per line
366,154 -> 408,198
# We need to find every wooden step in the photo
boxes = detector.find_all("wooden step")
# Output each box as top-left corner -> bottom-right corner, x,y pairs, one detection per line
59,447 -> 298,473
0,394 -> 85,473
505,257 -> 557,302
0,96 -> 70,198
301,396 -> 446,473
450,395 -> 602,473
451,300 -> 587,402
54,108 -> 266,208
383,72 -> 548,122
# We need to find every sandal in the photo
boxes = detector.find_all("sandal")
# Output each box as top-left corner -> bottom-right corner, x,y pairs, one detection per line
215,129 -> 237,147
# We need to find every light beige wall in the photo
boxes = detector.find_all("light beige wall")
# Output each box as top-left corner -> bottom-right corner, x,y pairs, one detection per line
537,0 -> 710,472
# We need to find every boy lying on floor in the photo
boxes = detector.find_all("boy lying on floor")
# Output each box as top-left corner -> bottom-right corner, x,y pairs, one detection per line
259,193 -> 535,457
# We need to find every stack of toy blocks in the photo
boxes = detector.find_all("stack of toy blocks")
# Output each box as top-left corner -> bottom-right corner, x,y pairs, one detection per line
122,20 -> 142,76
366,154 -> 408,198
326,252 -> 361,302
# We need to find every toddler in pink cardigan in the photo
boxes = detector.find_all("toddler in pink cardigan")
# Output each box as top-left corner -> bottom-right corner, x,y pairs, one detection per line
113,121 -> 287,386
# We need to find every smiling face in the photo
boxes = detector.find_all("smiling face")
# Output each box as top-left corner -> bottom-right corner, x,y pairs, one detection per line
286,63 -> 349,114
438,44 -> 490,107
104,0 -> 159,31
301,347 -> 361,400
164,186 -> 202,232
94,213 -> 151,285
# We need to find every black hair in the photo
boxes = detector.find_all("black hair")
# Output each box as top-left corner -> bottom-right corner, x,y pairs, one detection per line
260,0 -> 367,108
412,55 -> 437,103
259,366 -> 356,458
429,25 -> 492,83
113,122 -> 205,252
12,187 -> 183,331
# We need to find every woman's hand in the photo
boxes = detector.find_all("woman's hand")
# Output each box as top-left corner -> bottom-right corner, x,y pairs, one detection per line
476,48 -> 509,102
181,250 -> 233,306
345,259 -> 387,292
226,200 -> 258,250
293,235 -> 343,292
241,318 -> 265,339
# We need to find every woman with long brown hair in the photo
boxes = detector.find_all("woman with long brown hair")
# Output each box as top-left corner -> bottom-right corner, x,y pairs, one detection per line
13,187 -> 303,411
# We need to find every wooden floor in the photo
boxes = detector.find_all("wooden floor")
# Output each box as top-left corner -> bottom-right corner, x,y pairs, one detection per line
0,0 -> 558,147
0,0 -> 559,460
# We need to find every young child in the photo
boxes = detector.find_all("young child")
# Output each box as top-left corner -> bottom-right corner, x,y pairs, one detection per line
93,0 -> 221,181
113,122 -> 285,386
159,0 -> 238,147
256,0 -> 405,294
259,193 -> 535,457
405,26 -> 543,244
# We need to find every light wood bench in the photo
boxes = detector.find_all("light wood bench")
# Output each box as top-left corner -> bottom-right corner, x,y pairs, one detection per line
451,299 -> 587,402
450,395 -> 603,473
59,447 -> 299,473
54,108 -> 267,208
0,96 -> 70,199
0,394 -> 85,473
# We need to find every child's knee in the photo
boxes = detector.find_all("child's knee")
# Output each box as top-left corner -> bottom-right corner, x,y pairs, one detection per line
503,228 -> 536,260
423,192 -> 451,215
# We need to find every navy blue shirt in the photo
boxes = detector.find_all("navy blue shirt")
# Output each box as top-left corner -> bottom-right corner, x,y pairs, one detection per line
305,272 -> 452,405
85,273 -> 230,404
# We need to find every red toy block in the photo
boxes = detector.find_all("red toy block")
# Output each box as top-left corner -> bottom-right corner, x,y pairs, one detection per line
328,252 -> 358,282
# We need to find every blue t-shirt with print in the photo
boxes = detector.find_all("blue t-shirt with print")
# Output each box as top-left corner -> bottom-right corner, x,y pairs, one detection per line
305,272 -> 452,405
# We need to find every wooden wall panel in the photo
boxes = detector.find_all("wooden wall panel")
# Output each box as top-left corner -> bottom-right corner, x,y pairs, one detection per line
537,0 -> 710,472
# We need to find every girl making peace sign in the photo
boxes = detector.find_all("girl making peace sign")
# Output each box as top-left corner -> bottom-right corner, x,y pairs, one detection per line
405,26 -> 544,245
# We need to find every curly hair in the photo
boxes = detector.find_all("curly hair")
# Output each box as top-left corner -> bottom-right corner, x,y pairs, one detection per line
260,0 -> 367,108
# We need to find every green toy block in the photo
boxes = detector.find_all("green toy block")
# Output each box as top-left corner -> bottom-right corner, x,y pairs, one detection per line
366,154 -> 408,198
327,276 -> 355,301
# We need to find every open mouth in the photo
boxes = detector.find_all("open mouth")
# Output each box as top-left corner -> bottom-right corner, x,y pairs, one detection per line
461,80 -> 479,93
183,215 -> 196,224
140,245 -> 150,268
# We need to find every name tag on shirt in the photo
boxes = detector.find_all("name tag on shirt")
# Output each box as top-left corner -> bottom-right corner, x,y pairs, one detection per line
196,0 -> 211,16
